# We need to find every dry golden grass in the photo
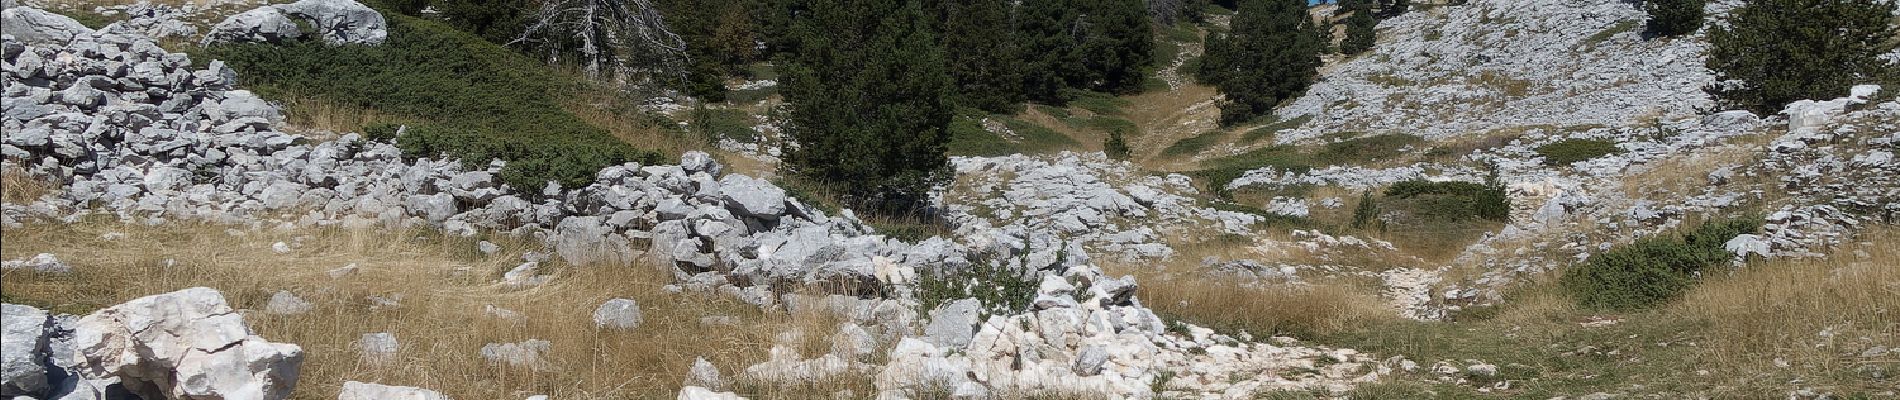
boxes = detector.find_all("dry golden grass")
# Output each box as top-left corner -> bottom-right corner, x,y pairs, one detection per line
1103,237 -> 1398,338
1,165 -> 57,204
1672,227 -> 1900,391
0,221 -> 860,399
270,94 -> 412,138
1122,267 -> 1396,338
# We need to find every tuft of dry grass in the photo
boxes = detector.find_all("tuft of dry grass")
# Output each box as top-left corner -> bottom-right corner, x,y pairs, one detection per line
268,94 -> 410,137
0,221 -> 860,399
2,165 -> 58,204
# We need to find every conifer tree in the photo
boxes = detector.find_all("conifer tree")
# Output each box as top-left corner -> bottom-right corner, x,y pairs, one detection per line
1706,0 -> 1896,115
1643,0 -> 1706,38
1209,0 -> 1323,125
1340,0 -> 1377,54
1017,0 -> 1155,103
934,0 -> 1024,113
780,0 -> 955,213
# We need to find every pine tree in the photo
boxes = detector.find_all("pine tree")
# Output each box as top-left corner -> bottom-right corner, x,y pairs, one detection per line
780,0 -> 955,213
1374,0 -> 1408,19
1351,191 -> 1379,230
1339,0 -> 1376,54
1077,0 -> 1156,94
1643,0 -> 1706,37
1195,27 -> 1232,85
1706,0 -> 1896,115
1210,0 -> 1323,126
934,0 -> 1024,114
1016,0 -> 1155,103
1016,0 -> 1087,103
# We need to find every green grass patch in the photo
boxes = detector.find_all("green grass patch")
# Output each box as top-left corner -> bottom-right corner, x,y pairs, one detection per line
1162,130 -> 1227,157
1064,90 -> 1131,116
687,108 -> 760,144
945,116 -> 1015,157
205,12 -> 662,191
1561,217 -> 1762,310
1240,114 -> 1314,143
1000,117 -> 1080,151
1311,133 -> 1424,165
1584,19 -> 1641,47
946,114 -> 1079,157
1536,138 -> 1623,166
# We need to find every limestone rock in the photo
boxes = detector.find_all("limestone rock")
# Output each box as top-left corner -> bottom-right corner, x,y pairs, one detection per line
1,304 -> 50,397
1,7 -> 91,45
338,381 -> 449,400
591,298 -> 643,330
63,287 -> 304,400
274,0 -> 388,45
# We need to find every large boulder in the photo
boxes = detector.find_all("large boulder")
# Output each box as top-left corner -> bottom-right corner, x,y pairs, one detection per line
203,7 -> 304,45
338,381 -> 450,400
1,7 -> 92,45
718,174 -> 787,220
1,304 -> 50,397
62,287 -> 305,400
274,0 -> 388,45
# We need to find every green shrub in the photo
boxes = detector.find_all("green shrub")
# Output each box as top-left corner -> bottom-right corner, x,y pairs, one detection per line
1535,139 -> 1623,166
1383,180 -> 1510,222
1105,129 -> 1131,160
915,257 -> 1040,315
1561,217 -> 1763,310
205,13 -> 661,191
1643,0 -> 1706,37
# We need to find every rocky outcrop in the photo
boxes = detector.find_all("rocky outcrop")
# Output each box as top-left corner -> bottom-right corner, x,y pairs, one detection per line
204,0 -> 386,46
1,288 -> 303,399
1276,0 -> 1719,141
274,0 -> 388,45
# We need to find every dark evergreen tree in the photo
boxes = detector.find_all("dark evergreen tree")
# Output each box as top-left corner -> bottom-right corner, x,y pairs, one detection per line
1339,0 -> 1376,54
934,0 -> 1025,113
661,0 -> 766,101
1195,27 -> 1233,85
1706,0 -> 1896,115
780,0 -> 955,212
1208,0 -> 1323,125
1643,0 -> 1706,38
1016,0 -> 1155,103
1374,0 -> 1409,19
1077,0 -> 1157,94
1016,0 -> 1088,103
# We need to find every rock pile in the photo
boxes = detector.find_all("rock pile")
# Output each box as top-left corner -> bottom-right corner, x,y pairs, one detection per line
2,288 -> 303,399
